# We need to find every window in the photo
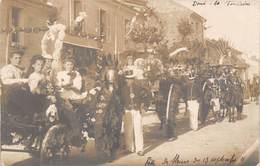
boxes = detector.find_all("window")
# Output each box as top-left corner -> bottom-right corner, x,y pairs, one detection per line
195,22 -> 199,32
99,9 -> 106,40
11,7 -> 20,43
106,13 -> 111,41
98,9 -> 111,41
74,0 -> 82,19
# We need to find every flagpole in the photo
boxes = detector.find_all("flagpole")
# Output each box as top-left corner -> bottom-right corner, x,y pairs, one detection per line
5,6 -> 10,64
5,33 -> 10,64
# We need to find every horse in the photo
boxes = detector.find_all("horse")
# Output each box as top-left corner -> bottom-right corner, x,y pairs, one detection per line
156,73 -> 190,129
231,76 -> 244,120
219,77 -> 229,119
200,76 -> 222,124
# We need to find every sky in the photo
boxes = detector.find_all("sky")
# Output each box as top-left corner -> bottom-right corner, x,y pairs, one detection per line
175,0 -> 260,58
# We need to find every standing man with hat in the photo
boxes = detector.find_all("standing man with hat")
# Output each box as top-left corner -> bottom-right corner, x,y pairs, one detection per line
121,64 -> 145,156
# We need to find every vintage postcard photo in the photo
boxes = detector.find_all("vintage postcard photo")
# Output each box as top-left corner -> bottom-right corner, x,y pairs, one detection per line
0,0 -> 259,165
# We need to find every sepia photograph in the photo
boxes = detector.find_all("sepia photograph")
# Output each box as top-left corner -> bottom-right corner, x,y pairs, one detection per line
0,0 -> 259,165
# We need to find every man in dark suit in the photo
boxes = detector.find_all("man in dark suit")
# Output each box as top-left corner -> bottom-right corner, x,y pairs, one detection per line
121,69 -> 145,156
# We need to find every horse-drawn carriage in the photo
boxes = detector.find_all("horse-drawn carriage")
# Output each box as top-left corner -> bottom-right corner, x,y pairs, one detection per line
0,74 -> 102,164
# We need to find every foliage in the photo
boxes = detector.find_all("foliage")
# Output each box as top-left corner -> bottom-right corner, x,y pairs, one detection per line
167,39 -> 205,65
127,8 -> 164,48
211,38 -> 231,57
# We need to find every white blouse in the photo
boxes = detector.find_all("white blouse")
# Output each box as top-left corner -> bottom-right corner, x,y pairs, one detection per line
0,64 -> 24,85
56,70 -> 82,91
28,72 -> 44,93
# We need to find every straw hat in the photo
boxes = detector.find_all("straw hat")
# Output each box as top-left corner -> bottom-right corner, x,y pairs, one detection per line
42,54 -> 53,60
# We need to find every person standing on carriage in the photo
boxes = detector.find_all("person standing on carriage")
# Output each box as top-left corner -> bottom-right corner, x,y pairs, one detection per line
42,54 -> 55,81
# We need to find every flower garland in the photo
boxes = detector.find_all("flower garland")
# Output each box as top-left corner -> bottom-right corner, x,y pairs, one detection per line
0,26 -> 102,41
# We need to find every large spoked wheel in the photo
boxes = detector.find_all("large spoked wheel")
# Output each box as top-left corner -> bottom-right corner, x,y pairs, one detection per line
40,124 -> 69,165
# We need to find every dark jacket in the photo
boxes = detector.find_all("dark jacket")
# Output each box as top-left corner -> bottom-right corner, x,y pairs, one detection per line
121,80 -> 147,110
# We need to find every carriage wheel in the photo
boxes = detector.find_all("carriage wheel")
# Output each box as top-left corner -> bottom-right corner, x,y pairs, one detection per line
40,124 -> 69,164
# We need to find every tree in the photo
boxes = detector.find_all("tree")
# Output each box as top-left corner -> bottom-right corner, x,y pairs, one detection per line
210,38 -> 231,64
127,7 -> 164,53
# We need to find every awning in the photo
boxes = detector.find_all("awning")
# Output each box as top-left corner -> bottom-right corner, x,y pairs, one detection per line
64,34 -> 99,50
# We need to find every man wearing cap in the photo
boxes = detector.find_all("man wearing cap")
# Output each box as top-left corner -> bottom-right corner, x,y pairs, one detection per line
121,68 -> 145,156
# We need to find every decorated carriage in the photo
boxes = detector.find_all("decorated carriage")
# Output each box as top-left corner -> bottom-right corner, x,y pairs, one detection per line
0,21 -> 121,164
0,57 -> 122,164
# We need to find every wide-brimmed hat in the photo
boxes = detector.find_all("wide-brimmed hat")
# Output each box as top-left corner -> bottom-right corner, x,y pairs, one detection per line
9,49 -> 25,57
42,54 -> 53,60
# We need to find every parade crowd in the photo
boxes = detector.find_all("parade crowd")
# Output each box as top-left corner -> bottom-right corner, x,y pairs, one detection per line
1,49 -> 259,163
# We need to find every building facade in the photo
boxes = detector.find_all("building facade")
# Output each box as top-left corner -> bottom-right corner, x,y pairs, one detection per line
0,0 -> 56,67
0,0 -> 138,67
146,0 -> 205,46
47,0 -> 138,58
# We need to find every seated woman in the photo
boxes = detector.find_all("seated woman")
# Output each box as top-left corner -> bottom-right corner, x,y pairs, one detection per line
25,55 -> 50,149
55,57 -> 87,143
56,58 -> 87,100
0,50 -> 28,144
0,50 -> 28,85
0,50 -> 29,115
27,55 -> 46,94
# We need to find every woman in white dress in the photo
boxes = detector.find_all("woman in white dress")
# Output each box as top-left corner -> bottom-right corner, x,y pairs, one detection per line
0,51 -> 29,115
